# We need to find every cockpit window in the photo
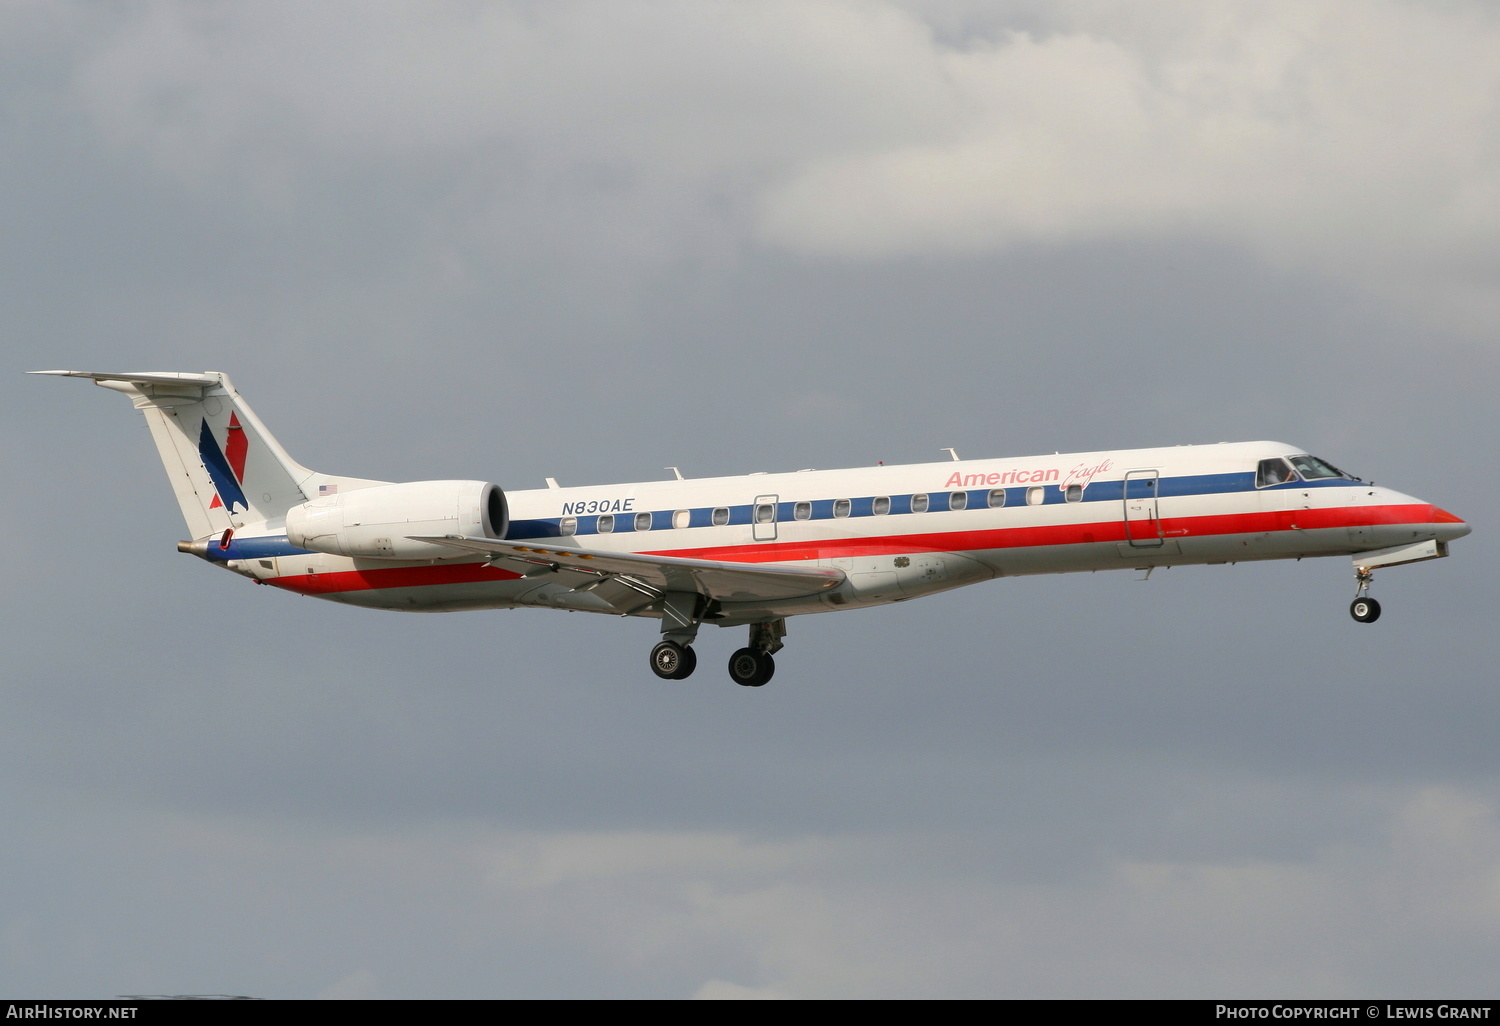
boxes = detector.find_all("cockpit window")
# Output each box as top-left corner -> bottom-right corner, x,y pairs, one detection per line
1256,458 -> 1299,488
1288,455 -> 1348,481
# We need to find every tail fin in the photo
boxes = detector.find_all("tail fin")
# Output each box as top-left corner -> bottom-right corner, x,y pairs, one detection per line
32,370 -> 316,539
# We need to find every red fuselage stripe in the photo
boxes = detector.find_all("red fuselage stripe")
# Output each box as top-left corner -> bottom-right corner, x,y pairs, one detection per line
645,503 -> 1437,563
270,562 -> 523,596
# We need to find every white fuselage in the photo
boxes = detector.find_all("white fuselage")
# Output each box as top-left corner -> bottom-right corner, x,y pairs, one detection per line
215,441 -> 1464,625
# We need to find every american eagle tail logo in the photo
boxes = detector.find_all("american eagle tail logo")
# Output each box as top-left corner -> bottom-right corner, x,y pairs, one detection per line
200,413 -> 250,513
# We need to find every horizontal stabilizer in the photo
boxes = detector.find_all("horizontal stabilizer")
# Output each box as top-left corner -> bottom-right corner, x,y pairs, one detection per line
407,535 -> 846,604
28,370 -> 220,389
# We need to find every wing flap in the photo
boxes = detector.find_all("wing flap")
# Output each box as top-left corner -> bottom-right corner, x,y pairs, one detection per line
407,534 -> 845,603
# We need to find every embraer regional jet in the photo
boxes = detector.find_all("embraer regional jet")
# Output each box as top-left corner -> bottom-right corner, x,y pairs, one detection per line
36,370 -> 1470,687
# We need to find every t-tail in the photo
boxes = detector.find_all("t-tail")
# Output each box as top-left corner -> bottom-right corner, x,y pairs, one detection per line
30,370 -> 323,539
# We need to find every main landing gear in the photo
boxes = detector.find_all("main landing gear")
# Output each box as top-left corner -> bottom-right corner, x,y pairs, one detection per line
1350,566 -> 1381,624
650,640 -> 697,680
650,591 -> 705,681
647,609 -> 786,687
728,647 -> 775,688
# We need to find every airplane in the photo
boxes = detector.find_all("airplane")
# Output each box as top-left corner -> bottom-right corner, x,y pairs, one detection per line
34,369 -> 1471,686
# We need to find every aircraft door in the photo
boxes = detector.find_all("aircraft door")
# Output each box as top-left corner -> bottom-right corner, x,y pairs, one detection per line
752,494 -> 778,542
1123,470 -> 1164,547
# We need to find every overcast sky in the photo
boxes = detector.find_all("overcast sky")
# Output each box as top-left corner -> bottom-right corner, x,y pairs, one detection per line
3,0 -> 1498,999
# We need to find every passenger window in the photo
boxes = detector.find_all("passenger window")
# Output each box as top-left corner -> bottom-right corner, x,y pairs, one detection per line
949,491 -> 967,511
672,510 -> 690,529
794,501 -> 811,521
833,498 -> 851,518
872,496 -> 890,516
560,517 -> 577,536
1257,458 -> 1299,488
755,503 -> 775,524
597,514 -> 614,534
911,493 -> 929,513
1026,486 -> 1044,506
712,507 -> 730,527
634,512 -> 652,532
1065,484 -> 1082,502
987,489 -> 1006,508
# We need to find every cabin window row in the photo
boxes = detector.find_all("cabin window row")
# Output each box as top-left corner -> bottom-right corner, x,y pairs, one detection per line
555,484 -> 1081,535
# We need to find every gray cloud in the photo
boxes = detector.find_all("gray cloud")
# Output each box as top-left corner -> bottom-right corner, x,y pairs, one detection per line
40,0 -> 1500,337
2,0 -> 1496,999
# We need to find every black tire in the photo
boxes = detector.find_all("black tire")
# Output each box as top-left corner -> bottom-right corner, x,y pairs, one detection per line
672,645 -> 697,680
728,648 -> 774,687
1350,597 -> 1382,623
651,641 -> 687,679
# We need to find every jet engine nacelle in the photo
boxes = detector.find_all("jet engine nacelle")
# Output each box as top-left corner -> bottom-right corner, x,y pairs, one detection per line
285,480 -> 507,560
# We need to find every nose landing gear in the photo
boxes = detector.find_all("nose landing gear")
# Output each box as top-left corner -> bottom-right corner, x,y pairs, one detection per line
1350,567 -> 1381,623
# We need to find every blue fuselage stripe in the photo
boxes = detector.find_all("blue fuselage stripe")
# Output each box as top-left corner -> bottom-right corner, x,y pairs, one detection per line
204,536 -> 312,562
506,471 -> 1354,540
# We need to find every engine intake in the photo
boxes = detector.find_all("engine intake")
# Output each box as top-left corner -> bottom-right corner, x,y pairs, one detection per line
285,480 -> 506,560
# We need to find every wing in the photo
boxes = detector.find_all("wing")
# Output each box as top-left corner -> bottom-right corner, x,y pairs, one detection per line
407,534 -> 845,606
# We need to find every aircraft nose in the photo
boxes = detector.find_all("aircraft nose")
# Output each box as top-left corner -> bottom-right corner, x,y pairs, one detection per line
1432,506 -> 1471,542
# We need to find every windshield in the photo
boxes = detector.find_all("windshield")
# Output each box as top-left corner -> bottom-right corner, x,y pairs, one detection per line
1287,455 -> 1350,480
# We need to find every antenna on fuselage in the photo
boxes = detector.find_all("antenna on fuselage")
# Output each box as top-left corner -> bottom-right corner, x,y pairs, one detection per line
666,467 -> 685,480
940,448 -> 960,461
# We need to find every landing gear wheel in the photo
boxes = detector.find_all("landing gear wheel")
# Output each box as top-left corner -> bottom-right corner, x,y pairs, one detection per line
728,648 -> 775,687
651,641 -> 696,679
1350,597 -> 1381,623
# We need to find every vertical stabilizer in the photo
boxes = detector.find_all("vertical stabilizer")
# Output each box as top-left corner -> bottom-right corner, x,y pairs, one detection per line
31,370 -> 314,538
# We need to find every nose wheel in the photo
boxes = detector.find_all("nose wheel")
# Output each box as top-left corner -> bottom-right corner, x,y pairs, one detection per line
1349,567 -> 1381,623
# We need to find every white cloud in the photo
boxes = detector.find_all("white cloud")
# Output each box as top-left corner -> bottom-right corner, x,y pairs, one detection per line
691,979 -> 788,999
756,2 -> 1500,333
47,0 -> 1500,335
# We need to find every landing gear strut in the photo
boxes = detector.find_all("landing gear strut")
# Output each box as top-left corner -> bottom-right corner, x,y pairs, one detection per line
650,591 -> 703,679
1350,567 -> 1381,624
